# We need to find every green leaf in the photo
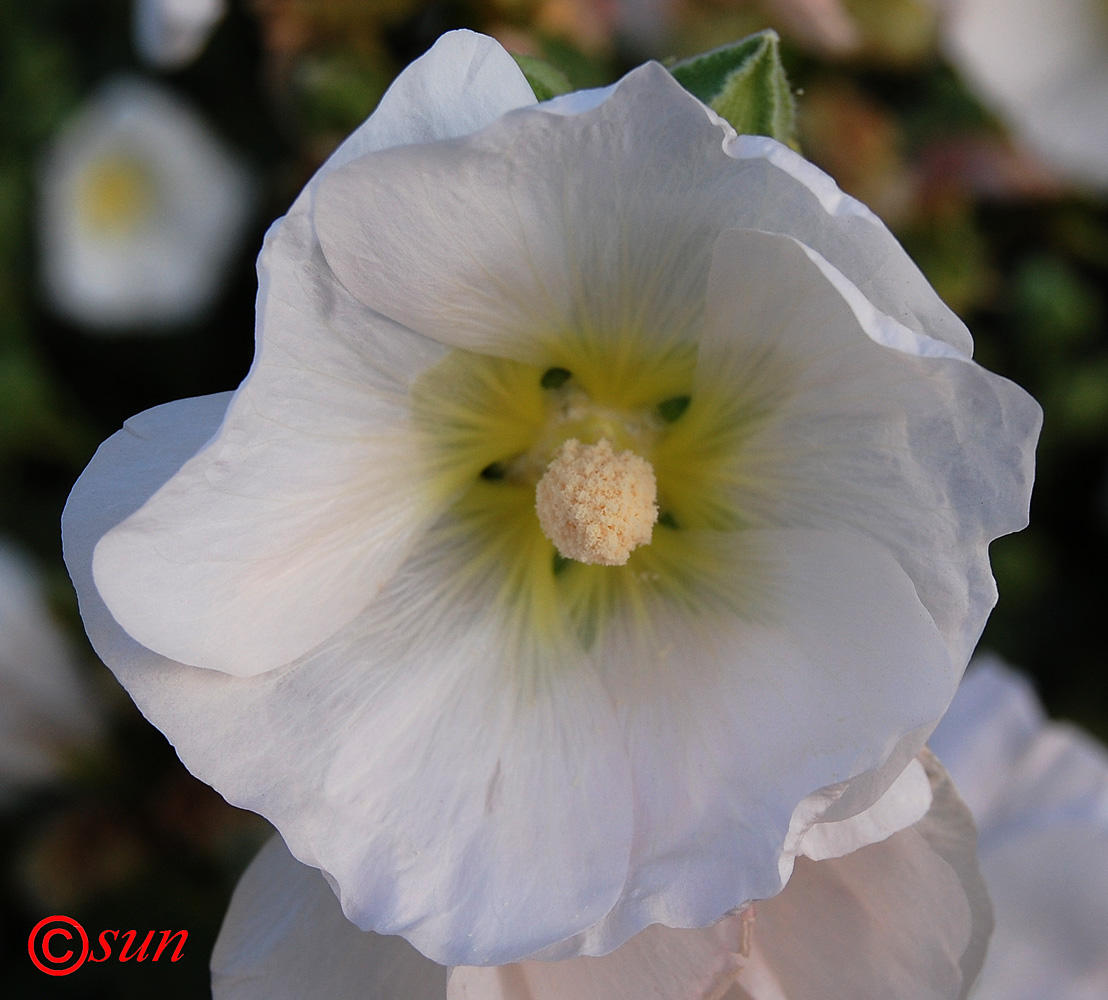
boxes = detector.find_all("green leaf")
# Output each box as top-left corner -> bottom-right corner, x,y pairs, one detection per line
670,30 -> 796,145
512,53 -> 574,103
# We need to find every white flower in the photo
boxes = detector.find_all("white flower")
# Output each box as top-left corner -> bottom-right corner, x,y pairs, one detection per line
134,0 -> 226,69
211,753 -> 992,1000
930,657 -> 1108,1000
0,542 -> 100,801
39,76 -> 252,331
63,30 -> 1039,965
939,0 -> 1108,188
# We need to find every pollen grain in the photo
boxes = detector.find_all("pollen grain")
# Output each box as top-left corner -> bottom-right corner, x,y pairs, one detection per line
535,438 -> 658,567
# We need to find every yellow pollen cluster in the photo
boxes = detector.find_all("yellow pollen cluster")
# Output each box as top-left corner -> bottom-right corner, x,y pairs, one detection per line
535,438 -> 658,566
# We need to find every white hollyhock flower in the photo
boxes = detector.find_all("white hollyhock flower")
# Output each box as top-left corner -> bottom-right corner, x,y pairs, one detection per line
134,0 -> 226,69
63,30 -> 1038,965
39,76 -> 252,331
0,543 -> 100,801
930,657 -> 1108,1000
939,0 -> 1108,188
211,753 -> 992,1000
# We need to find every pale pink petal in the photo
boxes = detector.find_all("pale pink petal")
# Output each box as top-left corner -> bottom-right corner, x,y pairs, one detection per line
449,918 -> 748,1000
739,752 -> 992,1000
930,658 -> 1108,1000
928,655 -> 1045,823
973,827 -> 1108,1000
798,756 -> 933,862
211,836 -> 446,1000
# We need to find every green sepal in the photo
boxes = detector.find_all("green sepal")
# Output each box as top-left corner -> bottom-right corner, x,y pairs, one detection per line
669,30 -> 797,145
512,53 -> 574,103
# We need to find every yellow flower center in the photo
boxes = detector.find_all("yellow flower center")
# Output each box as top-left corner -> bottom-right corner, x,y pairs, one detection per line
79,154 -> 157,235
411,333 -> 785,650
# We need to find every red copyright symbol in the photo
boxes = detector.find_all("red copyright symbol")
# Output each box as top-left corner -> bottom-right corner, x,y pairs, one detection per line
28,915 -> 89,976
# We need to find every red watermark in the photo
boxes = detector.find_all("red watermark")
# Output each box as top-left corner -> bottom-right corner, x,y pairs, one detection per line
28,916 -> 188,976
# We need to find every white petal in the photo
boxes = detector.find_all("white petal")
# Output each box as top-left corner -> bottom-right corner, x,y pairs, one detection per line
319,30 -> 536,175
929,657 -> 1108,1000
798,756 -> 932,862
314,63 -> 727,360
932,656 -> 1108,839
977,720 -> 1108,848
540,528 -> 955,959
91,201 -> 446,676
212,836 -> 446,1000
739,752 -> 992,1000
315,61 -> 976,365
66,403 -> 633,965
449,916 -> 749,1000
715,133 -> 975,357
274,30 -> 535,234
972,826 -> 1108,1000
698,228 -> 1040,668
63,393 -> 234,666
928,655 -> 1045,824
294,561 -> 634,965
538,83 -> 618,116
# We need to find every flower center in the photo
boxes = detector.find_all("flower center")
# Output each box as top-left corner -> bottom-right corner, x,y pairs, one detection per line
535,438 -> 658,566
410,339 -> 777,650
79,154 -> 157,235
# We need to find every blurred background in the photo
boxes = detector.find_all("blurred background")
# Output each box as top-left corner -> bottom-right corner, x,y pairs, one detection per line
1,0 -> 1106,996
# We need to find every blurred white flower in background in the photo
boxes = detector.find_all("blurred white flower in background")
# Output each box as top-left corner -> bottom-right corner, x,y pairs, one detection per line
38,76 -> 252,332
135,0 -> 227,69
761,0 -> 861,54
210,753 -> 991,1000
939,0 -> 1108,188
64,30 -> 1037,966
0,543 -> 100,802
930,656 -> 1108,1000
